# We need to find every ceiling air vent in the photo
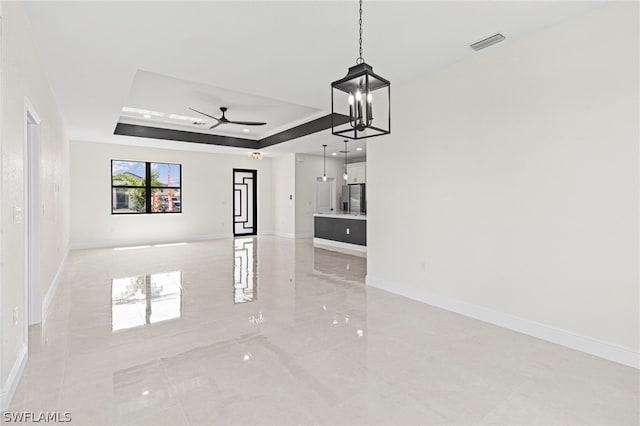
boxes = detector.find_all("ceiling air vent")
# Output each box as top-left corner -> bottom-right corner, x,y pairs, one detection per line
470,33 -> 505,51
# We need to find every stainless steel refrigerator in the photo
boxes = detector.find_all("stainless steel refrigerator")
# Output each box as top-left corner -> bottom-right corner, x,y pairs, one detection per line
342,184 -> 366,214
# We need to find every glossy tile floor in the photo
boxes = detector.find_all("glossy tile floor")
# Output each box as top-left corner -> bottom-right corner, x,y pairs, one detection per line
7,237 -> 639,425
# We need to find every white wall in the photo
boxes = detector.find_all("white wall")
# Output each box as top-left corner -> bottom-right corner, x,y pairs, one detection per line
367,3 -> 639,366
271,153 -> 295,238
0,1 -> 70,408
294,153 -> 344,237
70,141 -> 273,248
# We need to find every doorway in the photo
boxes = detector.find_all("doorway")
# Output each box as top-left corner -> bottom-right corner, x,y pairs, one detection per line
316,177 -> 336,214
233,169 -> 257,236
25,99 -> 42,325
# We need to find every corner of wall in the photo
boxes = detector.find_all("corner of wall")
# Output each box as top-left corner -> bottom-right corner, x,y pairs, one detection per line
366,276 -> 640,369
0,344 -> 27,411
41,249 -> 69,324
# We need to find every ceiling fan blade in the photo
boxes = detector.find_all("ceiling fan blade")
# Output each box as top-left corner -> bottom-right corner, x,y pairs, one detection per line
209,122 -> 223,130
189,107 -> 221,122
228,120 -> 267,126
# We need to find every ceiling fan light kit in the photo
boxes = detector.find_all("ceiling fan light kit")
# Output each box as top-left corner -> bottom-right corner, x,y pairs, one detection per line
331,0 -> 390,140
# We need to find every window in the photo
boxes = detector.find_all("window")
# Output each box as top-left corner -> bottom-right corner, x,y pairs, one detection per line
111,160 -> 182,214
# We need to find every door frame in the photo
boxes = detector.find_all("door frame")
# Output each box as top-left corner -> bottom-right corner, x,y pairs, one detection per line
24,97 -> 42,327
315,177 -> 336,214
232,169 -> 257,236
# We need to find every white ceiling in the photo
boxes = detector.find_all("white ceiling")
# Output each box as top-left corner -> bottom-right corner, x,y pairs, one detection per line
25,1 -> 603,157
262,129 -> 368,161
119,70 -> 322,139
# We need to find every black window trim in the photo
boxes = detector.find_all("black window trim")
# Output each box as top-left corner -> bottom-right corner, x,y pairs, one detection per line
111,159 -> 183,215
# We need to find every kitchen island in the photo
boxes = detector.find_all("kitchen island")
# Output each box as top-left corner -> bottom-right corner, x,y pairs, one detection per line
313,213 -> 366,257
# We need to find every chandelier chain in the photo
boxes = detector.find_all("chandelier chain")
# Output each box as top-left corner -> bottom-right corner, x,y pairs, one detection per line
357,0 -> 364,64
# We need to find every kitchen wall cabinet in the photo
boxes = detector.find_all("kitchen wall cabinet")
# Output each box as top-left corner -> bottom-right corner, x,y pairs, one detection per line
347,162 -> 366,184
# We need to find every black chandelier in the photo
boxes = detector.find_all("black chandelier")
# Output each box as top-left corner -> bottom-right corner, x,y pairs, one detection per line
331,0 -> 390,140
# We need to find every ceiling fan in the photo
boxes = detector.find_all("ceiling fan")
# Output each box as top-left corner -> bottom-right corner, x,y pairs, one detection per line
188,106 -> 267,130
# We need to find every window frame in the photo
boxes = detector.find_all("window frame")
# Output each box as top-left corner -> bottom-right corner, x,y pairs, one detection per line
111,160 -> 183,215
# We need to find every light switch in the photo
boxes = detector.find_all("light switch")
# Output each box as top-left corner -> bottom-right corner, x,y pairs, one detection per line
346,228 -> 350,235
13,206 -> 23,224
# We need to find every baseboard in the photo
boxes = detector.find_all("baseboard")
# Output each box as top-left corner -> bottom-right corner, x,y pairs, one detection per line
314,238 -> 367,257
42,250 -> 69,324
365,276 -> 639,369
273,232 -> 296,239
0,344 -> 28,411
70,233 -> 234,250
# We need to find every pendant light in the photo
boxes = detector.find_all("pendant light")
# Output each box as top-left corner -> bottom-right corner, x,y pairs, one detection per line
322,144 -> 328,181
331,0 -> 390,140
343,140 -> 349,181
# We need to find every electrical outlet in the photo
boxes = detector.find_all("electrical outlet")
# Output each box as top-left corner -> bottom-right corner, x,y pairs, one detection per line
13,306 -> 19,326
419,262 -> 427,273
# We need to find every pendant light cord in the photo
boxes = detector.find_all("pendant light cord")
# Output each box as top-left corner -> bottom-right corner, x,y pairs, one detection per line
323,144 -> 327,176
356,0 -> 364,64
344,140 -> 348,175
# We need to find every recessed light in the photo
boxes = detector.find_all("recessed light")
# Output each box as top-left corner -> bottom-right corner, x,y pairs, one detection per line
143,114 -> 151,119
331,152 -> 337,156
243,129 -> 250,133
356,147 -> 363,151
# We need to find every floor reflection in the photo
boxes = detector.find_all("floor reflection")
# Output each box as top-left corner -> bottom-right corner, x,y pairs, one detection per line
111,271 -> 183,331
234,237 -> 257,304
312,246 -> 367,282
13,237 -> 639,425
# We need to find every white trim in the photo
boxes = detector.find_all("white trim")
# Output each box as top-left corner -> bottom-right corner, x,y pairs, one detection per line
313,238 -> 367,257
0,13 -> 4,403
273,232 -> 296,239
24,97 -> 42,331
0,344 -> 28,411
24,97 -> 41,124
365,276 -> 640,369
41,250 -> 69,324
70,233 -> 234,250
313,213 -> 367,221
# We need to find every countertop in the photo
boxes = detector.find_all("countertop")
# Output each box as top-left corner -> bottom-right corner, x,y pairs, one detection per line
313,213 -> 367,221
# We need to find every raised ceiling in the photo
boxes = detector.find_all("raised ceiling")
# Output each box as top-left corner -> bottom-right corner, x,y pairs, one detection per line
25,1 -> 603,157
119,70 -> 323,140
